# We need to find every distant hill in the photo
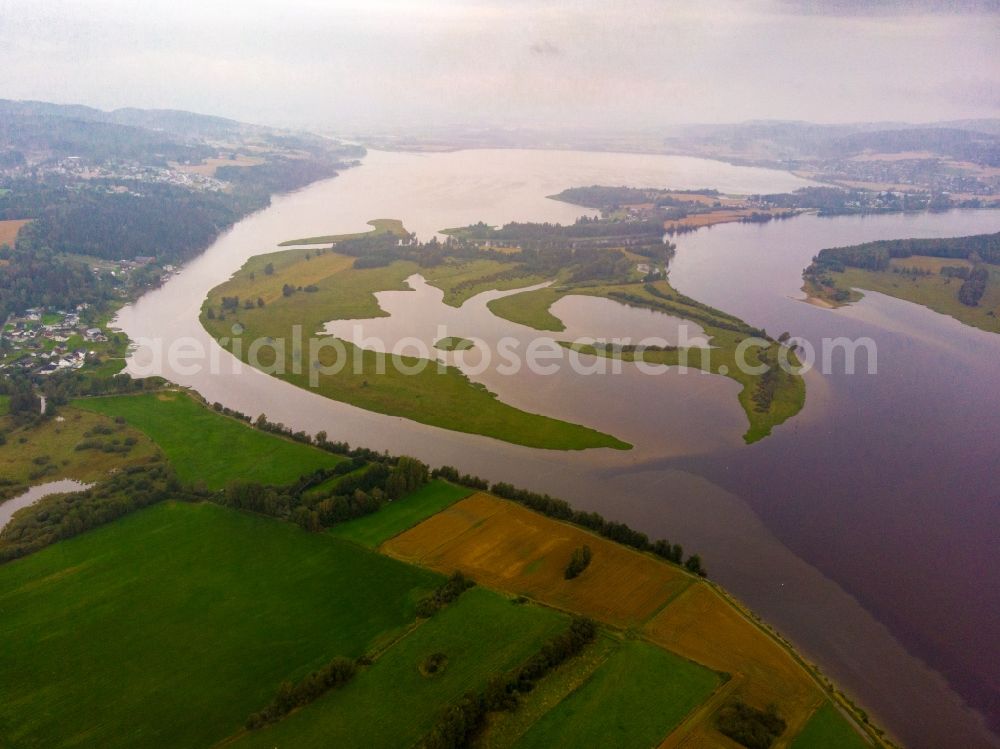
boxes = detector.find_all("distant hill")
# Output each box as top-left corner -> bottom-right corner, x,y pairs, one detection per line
661,119 -> 1000,166
0,99 -> 350,167
826,127 -> 1000,165
0,101 -> 214,165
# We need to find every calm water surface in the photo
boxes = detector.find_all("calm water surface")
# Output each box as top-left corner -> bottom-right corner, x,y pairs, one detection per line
116,149 -> 1000,748
1,480 -> 93,530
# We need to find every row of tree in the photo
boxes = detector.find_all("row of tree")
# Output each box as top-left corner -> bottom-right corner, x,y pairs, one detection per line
415,571 -> 475,618
245,657 -> 356,730
421,618 -> 597,749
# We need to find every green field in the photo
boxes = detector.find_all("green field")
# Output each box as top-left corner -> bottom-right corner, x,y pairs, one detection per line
513,640 -> 720,749
200,245 -> 628,451
74,391 -> 341,488
791,702 -> 871,749
0,501 -> 441,749
278,218 -> 409,246
478,634 -> 620,749
330,479 -> 474,547
0,394 -> 9,416
232,587 -> 568,749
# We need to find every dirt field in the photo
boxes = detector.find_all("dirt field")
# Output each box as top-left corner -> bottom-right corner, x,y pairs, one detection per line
0,219 -> 30,246
645,583 -> 825,748
664,209 -> 757,231
382,493 -> 693,627
170,155 -> 264,177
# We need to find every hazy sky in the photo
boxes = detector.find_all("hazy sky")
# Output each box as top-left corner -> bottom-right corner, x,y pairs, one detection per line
0,0 -> 997,131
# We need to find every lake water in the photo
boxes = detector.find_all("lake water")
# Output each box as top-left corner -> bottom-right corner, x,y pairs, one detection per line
115,148 -> 1000,748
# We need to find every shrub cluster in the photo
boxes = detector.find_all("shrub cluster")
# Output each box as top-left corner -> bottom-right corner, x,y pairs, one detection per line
564,545 -> 591,579
958,267 -> 989,307
0,460 -> 183,561
715,700 -> 787,749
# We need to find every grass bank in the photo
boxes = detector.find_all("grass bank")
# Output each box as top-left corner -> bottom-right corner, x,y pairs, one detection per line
75,391 -> 341,488
278,218 -> 408,246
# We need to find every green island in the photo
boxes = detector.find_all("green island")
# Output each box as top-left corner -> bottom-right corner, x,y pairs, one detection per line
434,336 -> 475,352
803,231 -> 1000,334
0,387 -> 887,749
202,209 -> 803,448
492,280 -> 804,444
200,230 -> 627,451
278,218 -> 410,247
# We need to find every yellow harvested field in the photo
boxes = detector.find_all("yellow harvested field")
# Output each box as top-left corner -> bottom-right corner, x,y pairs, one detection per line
383,493 -> 692,627
889,255 -> 972,273
170,155 -> 264,176
663,210 -> 754,231
209,250 -> 355,307
0,219 -> 30,246
645,583 -> 824,746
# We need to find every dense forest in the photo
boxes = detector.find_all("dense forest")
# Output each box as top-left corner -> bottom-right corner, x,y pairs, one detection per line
0,240 -> 116,318
804,231 -> 1000,306
808,231 -> 1000,274
2,179 -> 250,262
550,185 -> 720,210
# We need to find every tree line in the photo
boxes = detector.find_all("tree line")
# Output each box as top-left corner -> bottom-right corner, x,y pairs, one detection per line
420,617 -> 597,749
415,571 -> 475,618
0,459 -> 186,562
245,656 -> 356,730
810,231 -> 1000,275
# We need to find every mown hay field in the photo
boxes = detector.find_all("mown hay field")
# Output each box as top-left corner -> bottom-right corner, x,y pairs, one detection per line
0,218 -> 29,246
644,583 -> 825,747
383,493 -> 692,627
